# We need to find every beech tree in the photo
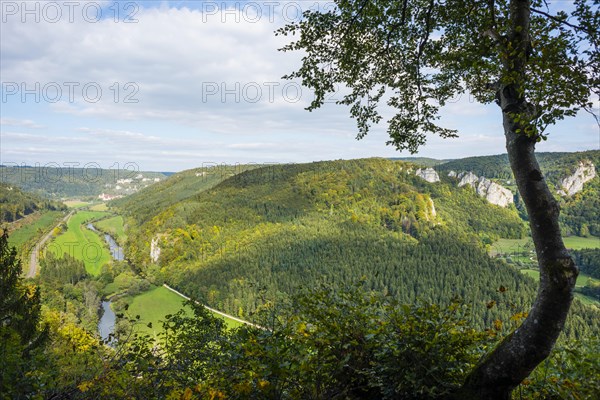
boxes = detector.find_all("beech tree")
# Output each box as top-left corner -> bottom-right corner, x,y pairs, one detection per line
277,0 -> 599,398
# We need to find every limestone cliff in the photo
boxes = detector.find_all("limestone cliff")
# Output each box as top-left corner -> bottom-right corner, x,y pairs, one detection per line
557,160 -> 596,196
457,171 -> 479,188
150,236 -> 161,263
476,177 -> 514,208
456,172 -> 514,207
428,197 -> 437,218
415,168 -> 440,183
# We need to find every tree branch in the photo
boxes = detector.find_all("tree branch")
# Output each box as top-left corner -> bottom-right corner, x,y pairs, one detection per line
530,7 -> 592,34
483,28 -> 502,43
417,0 -> 435,63
488,0 -> 497,29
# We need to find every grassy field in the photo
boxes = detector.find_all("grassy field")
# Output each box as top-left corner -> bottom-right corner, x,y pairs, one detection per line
7,211 -> 63,249
520,269 -> 599,288
520,269 -> 599,306
124,286 -> 242,337
89,203 -> 108,211
490,238 -> 533,256
563,236 -> 600,250
63,200 -> 90,209
48,211 -> 111,275
492,236 -> 600,256
95,215 -> 126,243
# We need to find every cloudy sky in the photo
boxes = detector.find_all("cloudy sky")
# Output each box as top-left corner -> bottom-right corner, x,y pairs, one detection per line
1,0 -> 598,172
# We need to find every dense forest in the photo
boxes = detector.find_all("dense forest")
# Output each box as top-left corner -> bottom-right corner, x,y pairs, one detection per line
2,154 -> 600,399
0,182 -> 65,223
2,227 -> 599,399
435,151 -> 600,236
111,164 -> 259,225
116,158 -> 599,337
435,151 -> 599,183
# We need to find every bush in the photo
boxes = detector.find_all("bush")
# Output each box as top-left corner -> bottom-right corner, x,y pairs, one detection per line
90,283 -> 492,399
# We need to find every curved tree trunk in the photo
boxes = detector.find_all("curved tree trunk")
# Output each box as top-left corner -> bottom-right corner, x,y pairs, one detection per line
458,1 -> 579,398
459,108 -> 579,400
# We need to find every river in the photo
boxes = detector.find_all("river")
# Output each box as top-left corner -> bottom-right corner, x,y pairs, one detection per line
88,222 -> 123,343
87,223 -> 124,261
98,301 -> 116,344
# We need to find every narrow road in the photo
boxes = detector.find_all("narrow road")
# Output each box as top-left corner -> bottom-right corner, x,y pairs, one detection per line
27,210 -> 74,278
162,284 -> 263,329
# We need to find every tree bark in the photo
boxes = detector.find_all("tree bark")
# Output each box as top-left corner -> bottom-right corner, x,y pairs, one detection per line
459,0 -> 579,398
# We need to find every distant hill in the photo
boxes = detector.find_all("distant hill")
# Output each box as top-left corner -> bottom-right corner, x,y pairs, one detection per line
389,157 -> 451,167
114,158 -> 599,336
111,164 -> 262,225
436,151 -> 600,183
118,158 -> 600,335
0,182 -> 66,223
434,151 -> 600,236
0,165 -> 167,199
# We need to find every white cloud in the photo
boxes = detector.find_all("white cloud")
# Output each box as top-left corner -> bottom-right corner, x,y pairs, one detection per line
78,127 -> 162,143
0,118 -> 45,129
1,2 -> 597,170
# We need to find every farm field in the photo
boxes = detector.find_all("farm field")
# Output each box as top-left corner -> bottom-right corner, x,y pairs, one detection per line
520,269 -> 598,288
123,286 -> 242,337
89,203 -> 109,211
490,238 -> 533,256
48,210 -> 111,275
563,236 -> 600,250
63,200 -> 90,209
491,235 -> 600,256
7,211 -> 63,250
95,215 -> 126,243
520,269 -> 599,306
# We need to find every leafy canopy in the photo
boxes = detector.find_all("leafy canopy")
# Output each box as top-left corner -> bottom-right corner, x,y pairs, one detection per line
277,0 -> 599,151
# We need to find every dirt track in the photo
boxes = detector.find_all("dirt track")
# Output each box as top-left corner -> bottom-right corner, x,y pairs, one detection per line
26,211 -> 74,278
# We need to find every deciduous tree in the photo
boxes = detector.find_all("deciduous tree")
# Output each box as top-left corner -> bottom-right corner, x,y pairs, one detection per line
277,0 -> 599,397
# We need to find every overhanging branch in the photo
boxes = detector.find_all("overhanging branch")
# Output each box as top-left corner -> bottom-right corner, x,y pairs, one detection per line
530,8 -> 591,34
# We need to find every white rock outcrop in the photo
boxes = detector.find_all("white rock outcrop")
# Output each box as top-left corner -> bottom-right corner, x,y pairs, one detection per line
476,177 -> 514,207
448,170 -> 457,178
428,197 -> 437,218
457,171 -> 479,188
415,168 -> 440,183
150,237 -> 161,263
457,172 -> 514,207
558,160 -> 596,196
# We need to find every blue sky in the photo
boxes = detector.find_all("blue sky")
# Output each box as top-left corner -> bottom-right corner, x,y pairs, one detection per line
1,0 -> 598,172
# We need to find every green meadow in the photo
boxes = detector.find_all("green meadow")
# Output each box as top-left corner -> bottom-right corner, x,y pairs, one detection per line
520,269 -> 599,306
563,236 -> 600,250
89,203 -> 109,212
48,211 -> 111,276
490,238 -> 532,255
8,211 -> 63,250
123,286 -> 242,337
492,236 -> 600,256
63,200 -> 90,209
95,215 -> 127,244
520,269 -> 599,288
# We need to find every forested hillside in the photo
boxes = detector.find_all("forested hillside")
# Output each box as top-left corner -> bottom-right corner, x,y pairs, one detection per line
435,151 -> 600,183
433,151 -> 600,236
111,164 -> 259,225
0,182 -> 65,223
0,165 -> 167,199
117,158 -> 599,337
3,157 -> 599,399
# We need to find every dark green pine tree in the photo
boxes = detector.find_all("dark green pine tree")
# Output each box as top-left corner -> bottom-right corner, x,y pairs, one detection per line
0,230 -> 47,397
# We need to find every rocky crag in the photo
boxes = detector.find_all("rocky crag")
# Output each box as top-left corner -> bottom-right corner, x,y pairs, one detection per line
557,160 -> 596,196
